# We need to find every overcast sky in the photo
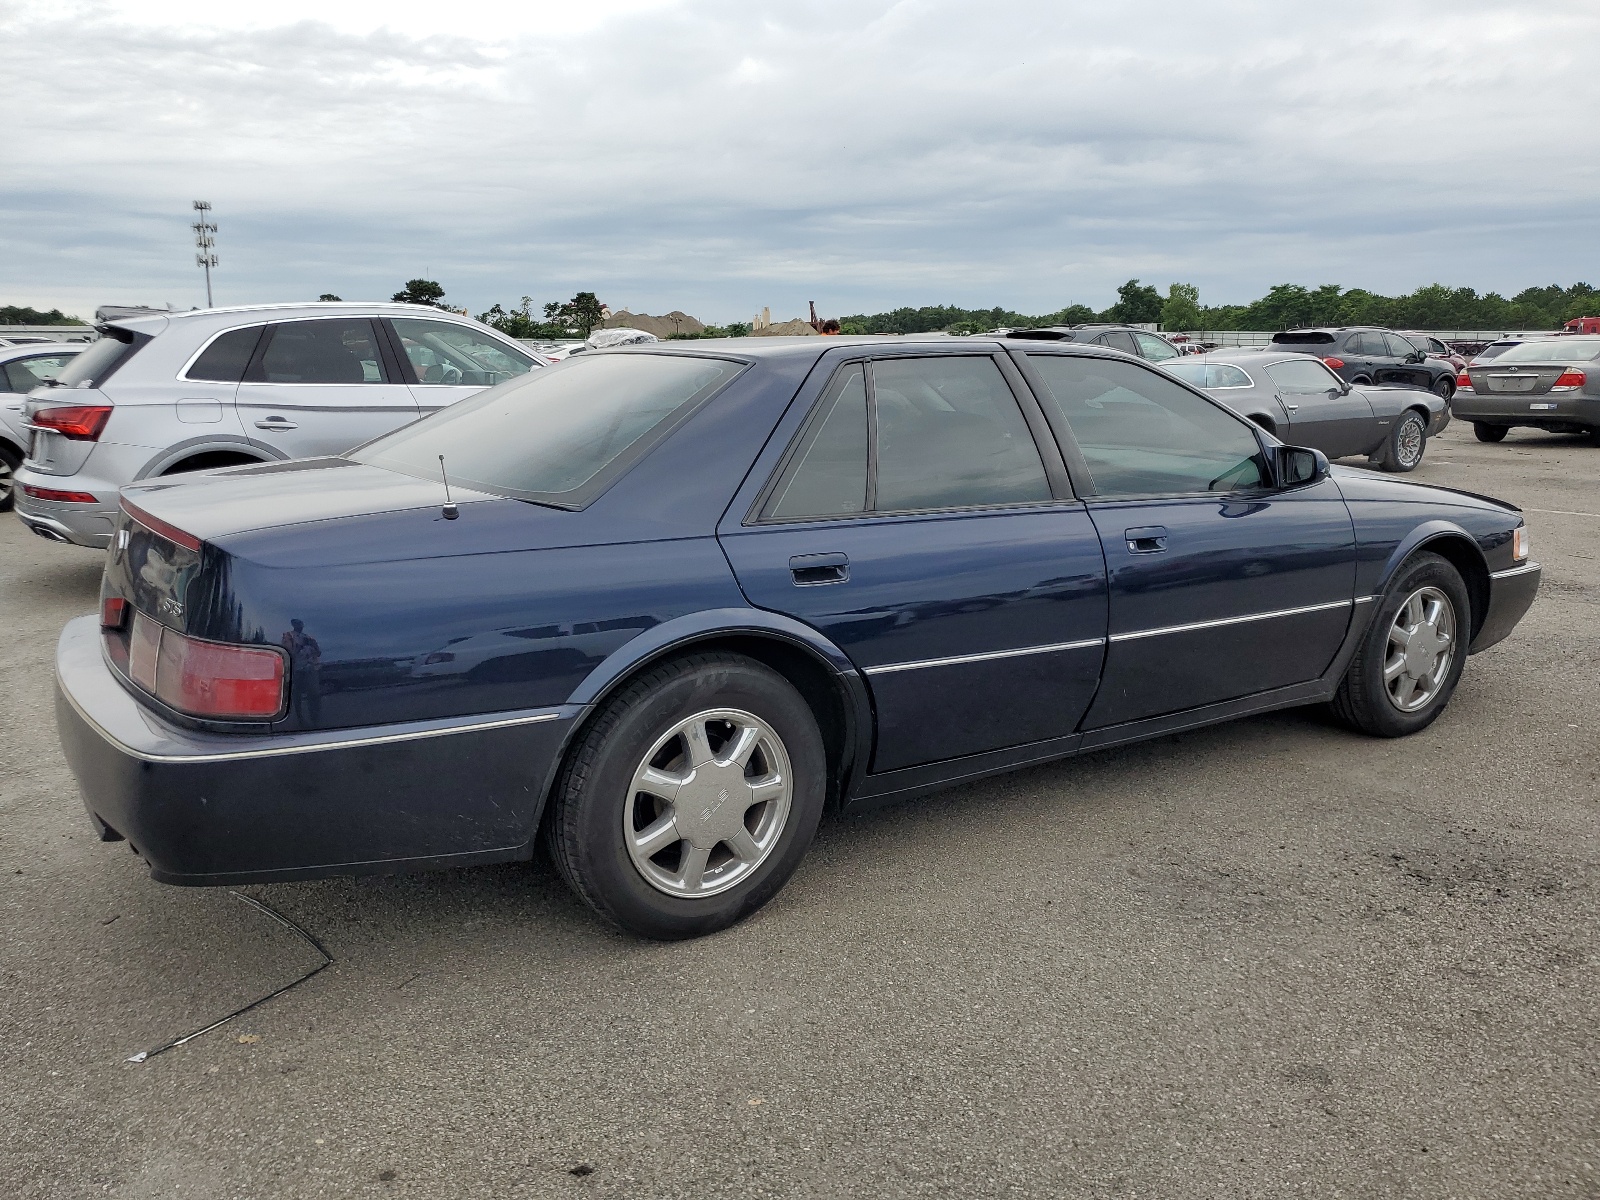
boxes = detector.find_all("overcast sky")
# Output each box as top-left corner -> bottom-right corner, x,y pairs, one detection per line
4,0 -> 1597,324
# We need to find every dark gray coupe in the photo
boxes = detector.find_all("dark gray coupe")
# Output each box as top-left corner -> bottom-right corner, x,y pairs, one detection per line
1163,350 -> 1451,472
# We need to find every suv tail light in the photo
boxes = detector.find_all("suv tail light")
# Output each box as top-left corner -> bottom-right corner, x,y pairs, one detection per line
1322,356 -> 1345,369
22,484 -> 99,503
1456,371 -> 1473,389
126,611 -> 286,719
29,404 -> 112,441
1553,369 -> 1586,391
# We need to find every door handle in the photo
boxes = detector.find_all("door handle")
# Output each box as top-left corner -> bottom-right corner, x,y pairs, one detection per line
254,417 -> 298,430
1277,395 -> 1300,412
1124,526 -> 1168,553
789,552 -> 849,585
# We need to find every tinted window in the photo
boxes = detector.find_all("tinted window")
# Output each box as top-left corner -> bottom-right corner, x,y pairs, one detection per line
1475,342 -> 1515,361
51,330 -> 141,388
1491,337 -> 1600,364
1356,332 -> 1390,357
352,353 -> 740,507
766,365 -> 868,520
3,353 -> 78,393
1028,354 -> 1267,497
185,326 -> 263,382
390,318 -> 538,387
1384,334 -> 1418,359
1099,331 -> 1139,355
871,357 -> 1050,512
252,319 -> 385,384
1134,332 -> 1178,361
1264,357 -> 1343,394
1271,331 -> 1336,346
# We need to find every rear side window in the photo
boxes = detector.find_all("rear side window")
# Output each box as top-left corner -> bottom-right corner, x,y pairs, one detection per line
1475,342 -> 1514,361
249,319 -> 386,384
1383,334 -> 1417,358
1264,358 -> 1342,394
50,330 -> 143,388
762,356 -> 1052,520
1133,332 -> 1178,361
766,364 -> 868,519
1166,362 -> 1253,389
3,353 -> 78,393
185,326 -> 263,382
1098,331 -> 1139,355
1028,354 -> 1268,497
352,352 -> 741,508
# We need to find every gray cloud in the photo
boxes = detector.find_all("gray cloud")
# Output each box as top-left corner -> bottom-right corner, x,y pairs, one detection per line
3,0 -> 1597,322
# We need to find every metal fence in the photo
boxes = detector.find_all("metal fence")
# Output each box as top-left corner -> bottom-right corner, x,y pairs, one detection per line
1175,328 -> 1562,346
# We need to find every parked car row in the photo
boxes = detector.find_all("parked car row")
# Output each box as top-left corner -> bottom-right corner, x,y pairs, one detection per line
50,333 -> 1540,938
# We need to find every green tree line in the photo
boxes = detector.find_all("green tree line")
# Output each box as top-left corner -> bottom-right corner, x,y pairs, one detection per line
839,280 -> 1599,335
1,305 -> 87,326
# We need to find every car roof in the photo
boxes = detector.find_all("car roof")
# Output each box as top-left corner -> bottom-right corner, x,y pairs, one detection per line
0,341 -> 84,361
99,302 -> 512,337
572,335 -> 1153,365
1178,348 -> 1312,364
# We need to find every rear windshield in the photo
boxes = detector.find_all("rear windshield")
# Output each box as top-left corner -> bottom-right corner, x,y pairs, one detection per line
351,352 -> 743,508
1269,331 -> 1336,345
50,328 -> 144,388
1491,337 -> 1600,365
1474,342 -> 1515,360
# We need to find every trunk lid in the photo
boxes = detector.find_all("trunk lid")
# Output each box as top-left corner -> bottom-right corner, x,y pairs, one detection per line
1468,365 -> 1566,396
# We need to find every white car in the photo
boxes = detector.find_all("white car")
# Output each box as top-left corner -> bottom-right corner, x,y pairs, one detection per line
15,302 -> 548,548
1,342 -> 83,511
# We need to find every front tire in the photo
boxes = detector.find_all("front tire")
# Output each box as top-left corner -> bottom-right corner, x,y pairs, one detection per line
0,442 -> 19,512
1331,552 -> 1470,738
1474,422 -> 1508,443
1381,410 -> 1428,472
544,652 -> 827,939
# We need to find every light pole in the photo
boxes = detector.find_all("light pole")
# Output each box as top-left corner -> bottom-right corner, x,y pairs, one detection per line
192,200 -> 218,308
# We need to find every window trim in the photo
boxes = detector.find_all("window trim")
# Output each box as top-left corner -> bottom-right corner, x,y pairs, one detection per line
241,316 -> 395,387
1015,346 -> 1278,502
749,352 -> 1071,526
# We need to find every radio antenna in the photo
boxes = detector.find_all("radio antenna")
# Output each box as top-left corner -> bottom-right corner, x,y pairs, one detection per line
438,455 -> 459,520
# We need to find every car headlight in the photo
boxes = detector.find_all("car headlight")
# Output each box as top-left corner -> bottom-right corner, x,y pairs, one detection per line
1513,526 -> 1530,562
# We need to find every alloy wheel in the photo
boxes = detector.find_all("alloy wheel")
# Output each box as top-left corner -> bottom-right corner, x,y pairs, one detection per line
0,457 -> 12,507
1396,415 -> 1425,467
623,707 -> 793,898
1384,586 -> 1455,712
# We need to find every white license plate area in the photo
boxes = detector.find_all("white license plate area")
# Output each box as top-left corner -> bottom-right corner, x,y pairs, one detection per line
1490,376 -> 1538,392
1530,402 -> 1558,411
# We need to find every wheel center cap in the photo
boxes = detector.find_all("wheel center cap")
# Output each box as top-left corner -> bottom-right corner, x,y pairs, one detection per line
676,762 -> 751,848
1405,627 -> 1442,676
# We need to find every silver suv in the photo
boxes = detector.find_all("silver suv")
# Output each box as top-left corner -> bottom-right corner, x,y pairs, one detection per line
15,303 -> 545,548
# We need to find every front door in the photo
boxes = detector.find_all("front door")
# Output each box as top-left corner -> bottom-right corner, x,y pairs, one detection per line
236,317 -> 418,460
1020,351 -> 1356,730
720,354 -> 1108,773
1262,355 -> 1378,458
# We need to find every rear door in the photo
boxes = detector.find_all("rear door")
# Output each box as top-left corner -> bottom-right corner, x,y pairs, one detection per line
1020,351 -> 1356,730
236,317 -> 418,460
1263,356 -> 1379,458
720,351 -> 1108,773
385,316 -> 543,416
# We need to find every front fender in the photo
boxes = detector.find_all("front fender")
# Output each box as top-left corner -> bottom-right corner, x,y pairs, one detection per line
1372,519 -> 1489,597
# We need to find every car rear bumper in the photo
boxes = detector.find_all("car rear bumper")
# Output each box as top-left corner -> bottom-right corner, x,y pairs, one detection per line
54,615 -> 581,886
14,470 -> 117,548
1453,392 -> 1600,428
1469,561 -> 1541,654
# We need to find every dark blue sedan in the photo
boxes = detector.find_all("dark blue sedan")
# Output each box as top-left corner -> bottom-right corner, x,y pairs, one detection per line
57,338 -> 1541,938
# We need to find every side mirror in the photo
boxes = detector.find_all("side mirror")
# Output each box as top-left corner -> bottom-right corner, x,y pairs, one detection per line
1276,444 -> 1330,487
1406,351 -> 1425,364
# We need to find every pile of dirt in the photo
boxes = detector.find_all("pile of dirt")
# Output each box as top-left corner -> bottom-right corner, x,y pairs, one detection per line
750,318 -> 819,337
597,311 -> 704,339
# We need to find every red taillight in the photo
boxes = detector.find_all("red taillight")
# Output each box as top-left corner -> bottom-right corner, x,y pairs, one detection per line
101,596 -> 129,630
1553,369 -> 1586,390
30,404 -> 112,441
1322,356 -> 1345,369
1456,372 -> 1472,389
121,499 -> 202,551
126,611 -> 286,720
22,484 -> 99,503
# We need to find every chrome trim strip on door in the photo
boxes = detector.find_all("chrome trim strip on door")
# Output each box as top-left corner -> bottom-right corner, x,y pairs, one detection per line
865,637 -> 1106,676
57,683 -> 566,765
1107,598 -> 1354,644
1489,562 -> 1540,580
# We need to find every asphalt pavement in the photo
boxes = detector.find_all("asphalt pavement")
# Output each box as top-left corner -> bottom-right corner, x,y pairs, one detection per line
2,422 -> 1596,1199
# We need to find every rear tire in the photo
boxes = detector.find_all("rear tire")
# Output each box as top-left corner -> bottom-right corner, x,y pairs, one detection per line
544,652 -> 827,940
1473,422 -> 1508,443
1381,410 -> 1428,472
0,442 -> 20,512
1331,552 -> 1470,738
1432,377 -> 1454,400
1351,375 -> 1373,386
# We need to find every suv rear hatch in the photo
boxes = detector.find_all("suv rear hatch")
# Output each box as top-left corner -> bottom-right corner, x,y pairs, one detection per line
23,324 -> 151,475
